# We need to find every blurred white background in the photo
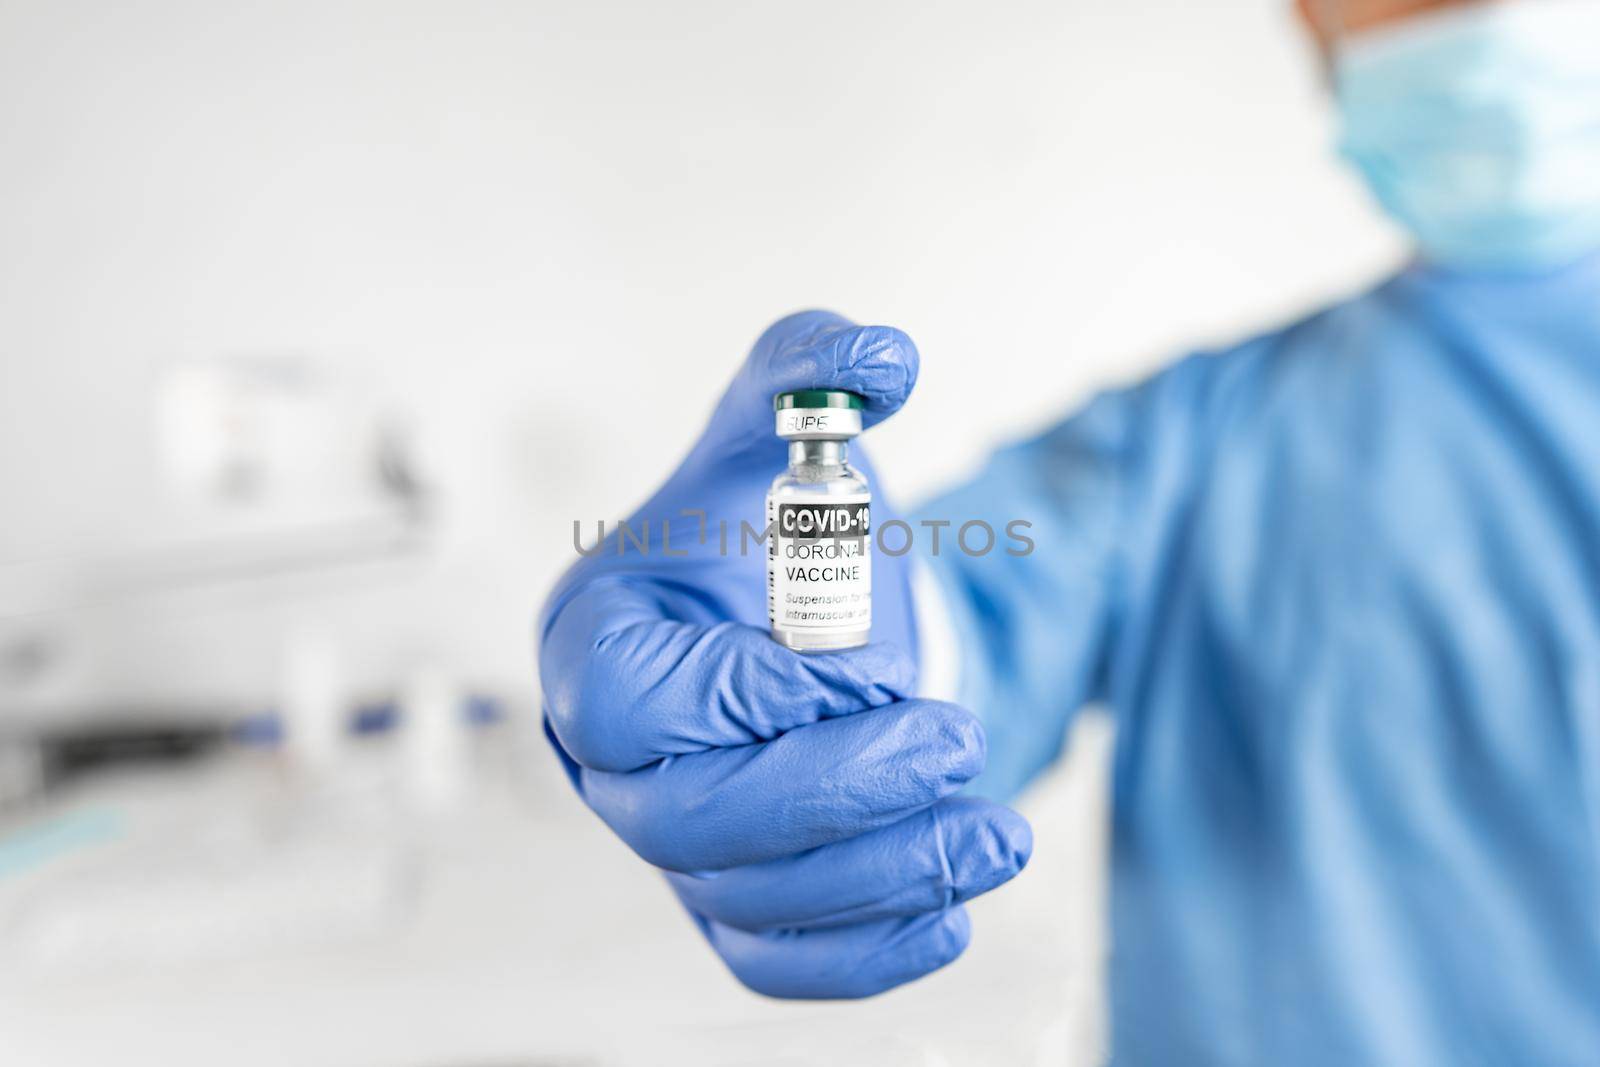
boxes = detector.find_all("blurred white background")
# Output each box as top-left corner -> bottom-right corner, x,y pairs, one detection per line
0,0 -> 1402,1063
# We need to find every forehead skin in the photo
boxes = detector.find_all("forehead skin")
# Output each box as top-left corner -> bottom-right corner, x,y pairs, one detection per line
1298,0 -> 1500,37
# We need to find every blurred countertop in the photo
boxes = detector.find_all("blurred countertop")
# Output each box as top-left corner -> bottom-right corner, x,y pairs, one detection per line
0,716 -> 1111,1067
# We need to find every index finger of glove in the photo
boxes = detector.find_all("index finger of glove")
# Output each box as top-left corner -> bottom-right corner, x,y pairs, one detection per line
577,698 -> 986,872
541,579 -> 913,773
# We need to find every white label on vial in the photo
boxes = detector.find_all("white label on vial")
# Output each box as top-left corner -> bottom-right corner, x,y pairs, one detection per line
776,408 -> 863,439
767,493 -> 872,635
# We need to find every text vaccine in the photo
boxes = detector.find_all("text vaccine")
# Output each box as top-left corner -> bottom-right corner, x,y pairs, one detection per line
767,390 -> 871,652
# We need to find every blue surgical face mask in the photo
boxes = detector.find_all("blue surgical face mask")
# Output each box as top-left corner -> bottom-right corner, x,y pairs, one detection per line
1335,0 -> 1600,274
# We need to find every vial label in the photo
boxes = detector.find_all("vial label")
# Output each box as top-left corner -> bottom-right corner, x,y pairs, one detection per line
767,493 -> 872,638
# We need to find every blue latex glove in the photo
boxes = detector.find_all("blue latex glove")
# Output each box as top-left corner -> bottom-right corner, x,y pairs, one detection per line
538,311 -> 1032,999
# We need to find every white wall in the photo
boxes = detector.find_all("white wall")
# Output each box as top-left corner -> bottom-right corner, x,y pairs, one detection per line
0,0 -> 1404,718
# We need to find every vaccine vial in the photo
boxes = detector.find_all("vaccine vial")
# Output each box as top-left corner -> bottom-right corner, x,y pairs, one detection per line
768,390 -> 871,652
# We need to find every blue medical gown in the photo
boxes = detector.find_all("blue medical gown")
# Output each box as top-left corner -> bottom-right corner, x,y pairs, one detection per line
920,257 -> 1600,1064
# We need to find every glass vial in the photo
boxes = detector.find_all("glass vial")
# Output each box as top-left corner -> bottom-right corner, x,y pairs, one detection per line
768,390 -> 871,652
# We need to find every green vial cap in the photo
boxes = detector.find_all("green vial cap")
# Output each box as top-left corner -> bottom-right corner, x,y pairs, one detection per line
774,390 -> 866,412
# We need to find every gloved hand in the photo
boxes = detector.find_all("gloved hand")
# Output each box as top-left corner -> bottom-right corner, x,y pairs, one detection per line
538,310 -> 1032,999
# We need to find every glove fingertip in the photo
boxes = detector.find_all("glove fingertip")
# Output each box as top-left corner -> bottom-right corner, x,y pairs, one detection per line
940,902 -> 974,950
941,800 -> 1034,900
757,318 -> 918,415
837,324 -> 919,419
994,806 -> 1035,872
923,702 -> 987,785
873,908 -> 971,997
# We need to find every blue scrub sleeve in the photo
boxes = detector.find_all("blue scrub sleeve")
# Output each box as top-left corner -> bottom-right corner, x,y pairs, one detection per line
913,355 -> 1215,800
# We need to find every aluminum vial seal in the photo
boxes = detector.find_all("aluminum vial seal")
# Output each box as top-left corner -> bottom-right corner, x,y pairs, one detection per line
774,390 -> 865,441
